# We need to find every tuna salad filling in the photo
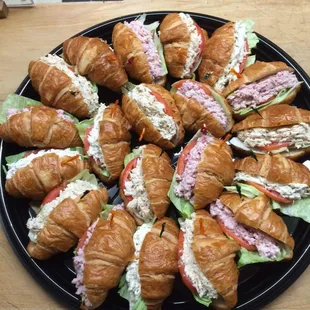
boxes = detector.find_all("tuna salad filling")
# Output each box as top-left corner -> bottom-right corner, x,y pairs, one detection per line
26,180 -> 98,242
174,135 -> 214,204
6,149 -> 81,180
179,13 -> 202,78
176,81 -> 227,128
124,20 -> 164,81
129,84 -> 177,141
237,123 -> 310,150
124,157 -> 154,222
72,219 -> 99,308
234,172 -> 310,200
210,200 -> 281,259
87,104 -> 107,167
40,54 -> 100,116
125,223 -> 152,309
180,214 -> 218,298
227,71 -> 299,111
214,21 -> 249,92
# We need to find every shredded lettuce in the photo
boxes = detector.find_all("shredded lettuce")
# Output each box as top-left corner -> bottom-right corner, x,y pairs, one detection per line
100,204 -> 114,219
124,148 -> 141,166
193,293 -> 212,307
234,82 -> 303,115
68,169 -> 99,187
225,183 -> 262,198
76,118 -> 94,142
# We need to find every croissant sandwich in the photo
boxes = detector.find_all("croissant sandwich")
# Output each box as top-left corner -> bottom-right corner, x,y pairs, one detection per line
233,154 -> 310,223
119,218 -> 179,309
198,20 -> 258,92
63,36 -> 128,92
28,54 -> 100,118
112,14 -> 167,85
122,83 -> 184,149
26,171 -> 108,260
179,210 -> 240,309
77,103 -> 131,184
168,130 -> 234,217
171,80 -> 234,137
230,105 -> 310,159
159,13 -> 208,79
119,144 -> 174,225
72,204 -> 136,310
210,192 -> 295,267
0,94 -> 82,148
223,61 -> 302,119
5,148 -> 88,200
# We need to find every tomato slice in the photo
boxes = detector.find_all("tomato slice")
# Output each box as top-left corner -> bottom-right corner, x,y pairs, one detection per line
178,231 -> 197,293
238,39 -> 249,74
172,80 -> 211,96
195,24 -> 205,54
77,229 -> 88,251
257,142 -> 290,152
120,158 -> 138,202
217,219 -> 256,251
42,184 -> 67,206
176,140 -> 197,176
83,125 -> 93,152
246,181 -> 293,204
151,91 -> 173,116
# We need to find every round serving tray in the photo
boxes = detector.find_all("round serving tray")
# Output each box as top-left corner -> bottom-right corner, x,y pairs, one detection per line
1,11 -> 310,310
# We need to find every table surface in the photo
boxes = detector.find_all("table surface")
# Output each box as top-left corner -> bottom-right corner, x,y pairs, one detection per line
0,0 -> 310,309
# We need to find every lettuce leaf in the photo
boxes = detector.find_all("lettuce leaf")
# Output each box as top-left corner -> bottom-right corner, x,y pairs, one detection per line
271,198 -> 310,223
0,94 -> 42,124
235,82 -> 303,116
124,148 -> 141,166
168,173 -> 194,219
225,183 -> 262,198
238,246 -> 288,268
121,81 -> 137,94
76,118 -> 94,142
100,204 -> 114,219
64,111 -> 79,124
193,293 -> 212,307
209,87 -> 227,108
154,30 -> 168,76
241,19 -> 259,50
245,55 -> 256,67
68,169 -> 99,186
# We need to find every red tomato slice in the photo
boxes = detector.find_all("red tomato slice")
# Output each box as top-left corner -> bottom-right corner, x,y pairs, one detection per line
42,184 -> 67,206
257,142 -> 290,152
172,80 -> 211,96
151,91 -> 173,117
238,39 -> 249,74
178,231 -> 197,293
77,230 -> 88,251
120,158 -> 138,202
83,125 -> 93,152
217,219 -> 256,251
195,24 -> 206,54
246,181 -> 293,204
176,140 -> 197,176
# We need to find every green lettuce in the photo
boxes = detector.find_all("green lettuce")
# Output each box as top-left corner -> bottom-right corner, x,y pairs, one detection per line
225,183 -> 262,198
68,169 -> 99,187
100,204 -> 114,219
154,30 -> 168,76
76,118 -> 94,142
193,293 -> 212,307
124,148 -> 141,166
64,111 -> 79,124
245,55 -> 256,67
235,82 -> 303,116
209,87 -> 227,108
242,19 -> 259,50
0,94 -> 42,124
121,82 -> 137,94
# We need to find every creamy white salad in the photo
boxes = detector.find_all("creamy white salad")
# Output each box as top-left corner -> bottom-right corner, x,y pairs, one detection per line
6,149 -> 81,180
26,180 -> 98,242
40,54 -> 100,116
128,84 -> 177,141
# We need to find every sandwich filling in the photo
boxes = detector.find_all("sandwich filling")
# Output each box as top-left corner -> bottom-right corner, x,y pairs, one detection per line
210,200 -> 281,258
176,80 -> 227,128
234,172 -> 310,200
6,149 -> 81,180
128,84 -> 177,141
174,135 -> 214,203
26,180 -> 98,242
72,218 -> 99,308
180,214 -> 218,298
124,20 -> 164,81
237,123 -> 310,150
227,70 -> 299,111
179,13 -> 202,78
125,222 -> 152,309
39,54 -> 99,116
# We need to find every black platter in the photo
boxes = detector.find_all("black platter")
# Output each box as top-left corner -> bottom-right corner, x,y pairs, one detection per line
1,11 -> 310,310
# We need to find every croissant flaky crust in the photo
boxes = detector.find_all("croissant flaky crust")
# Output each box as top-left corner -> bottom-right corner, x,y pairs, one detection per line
82,209 -> 136,309
27,187 -> 108,260
219,192 -> 295,255
122,84 -> 184,149
28,60 -> 92,118
120,144 -> 174,225
63,36 -> 128,92
159,13 -> 208,78
198,22 -> 235,86
90,103 -> 131,183
194,139 -> 234,209
234,154 -> 310,185
139,218 -> 179,309
232,105 -> 310,131
193,210 -> 240,309
0,106 -> 82,148
5,153 -> 88,200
